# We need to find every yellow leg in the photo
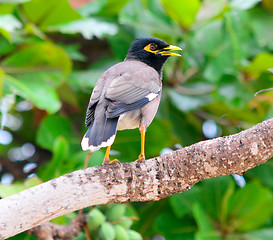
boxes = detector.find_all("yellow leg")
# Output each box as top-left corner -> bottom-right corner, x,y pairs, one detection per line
138,123 -> 146,162
103,145 -> 120,165
103,145 -> 111,165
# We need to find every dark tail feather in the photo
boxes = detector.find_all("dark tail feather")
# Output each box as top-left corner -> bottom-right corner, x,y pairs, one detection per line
81,114 -> 119,151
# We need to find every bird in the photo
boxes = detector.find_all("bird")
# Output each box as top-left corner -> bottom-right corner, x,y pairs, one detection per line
81,37 -> 182,164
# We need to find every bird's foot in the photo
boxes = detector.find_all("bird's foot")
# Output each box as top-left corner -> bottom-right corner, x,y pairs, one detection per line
109,159 -> 121,165
102,158 -> 120,165
137,153 -> 145,163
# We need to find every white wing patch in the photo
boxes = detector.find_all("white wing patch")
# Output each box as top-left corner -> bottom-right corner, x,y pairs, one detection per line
146,90 -> 160,101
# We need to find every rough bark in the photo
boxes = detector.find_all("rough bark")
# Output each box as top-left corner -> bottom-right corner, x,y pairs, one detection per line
1,118 -> 273,239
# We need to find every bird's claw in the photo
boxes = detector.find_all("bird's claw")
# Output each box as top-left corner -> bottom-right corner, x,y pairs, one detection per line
137,154 -> 145,163
102,158 -> 121,165
109,159 -> 121,165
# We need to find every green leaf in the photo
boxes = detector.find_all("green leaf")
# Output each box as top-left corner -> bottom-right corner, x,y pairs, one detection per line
97,0 -> 130,17
24,177 -> 41,188
68,150 -> 104,170
0,29 -> 11,46
108,27 -> 135,60
4,74 -> 61,113
68,58 -> 118,92
230,0 -> 261,10
227,181 -> 273,231
203,46 -> 236,83
219,182 -> 235,225
248,8 -> 273,49
60,44 -> 86,62
51,18 -> 118,40
2,42 -> 70,112
78,0 -> 108,16
1,0 -> 30,3
168,88 -> 213,112
0,37 -> 16,56
22,0 -> 81,28
169,185 -> 201,218
161,0 -> 201,28
119,0 -> 181,36
79,0 -> 130,17
224,10 -> 253,64
163,96 -> 201,146
245,52 -> 273,77
0,14 -> 22,40
153,211 -> 195,240
192,19 -> 224,55
245,228 -> 273,240
0,68 -> 4,97
216,75 -> 253,108
0,4 -> 16,15
0,14 -> 22,32
39,136 -> 69,181
57,83 -> 79,107
146,0 -> 177,24
2,42 -> 72,75
196,0 -> 226,22
246,161 -> 273,189
36,115 -> 78,151
193,203 -> 222,240
198,176 -> 234,221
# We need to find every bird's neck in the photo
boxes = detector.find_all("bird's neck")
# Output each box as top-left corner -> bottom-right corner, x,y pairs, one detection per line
125,55 -> 168,77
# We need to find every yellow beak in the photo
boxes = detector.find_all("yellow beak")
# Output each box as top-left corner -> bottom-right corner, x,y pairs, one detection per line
157,45 -> 182,57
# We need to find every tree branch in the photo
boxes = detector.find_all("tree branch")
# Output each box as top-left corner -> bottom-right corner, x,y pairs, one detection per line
1,118 -> 273,239
27,214 -> 87,240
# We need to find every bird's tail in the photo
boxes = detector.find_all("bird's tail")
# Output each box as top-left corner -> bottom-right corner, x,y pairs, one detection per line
81,114 -> 119,151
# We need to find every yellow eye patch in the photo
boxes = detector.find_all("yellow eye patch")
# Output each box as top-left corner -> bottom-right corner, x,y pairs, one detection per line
144,43 -> 158,53
143,43 -> 182,57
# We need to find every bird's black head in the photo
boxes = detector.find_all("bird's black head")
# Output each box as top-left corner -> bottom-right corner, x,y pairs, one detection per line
125,37 -> 182,76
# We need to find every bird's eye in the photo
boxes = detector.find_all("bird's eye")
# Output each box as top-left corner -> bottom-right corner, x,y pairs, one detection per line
150,44 -> 157,51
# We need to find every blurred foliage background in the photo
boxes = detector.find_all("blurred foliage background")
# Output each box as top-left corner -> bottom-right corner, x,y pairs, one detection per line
0,0 -> 273,239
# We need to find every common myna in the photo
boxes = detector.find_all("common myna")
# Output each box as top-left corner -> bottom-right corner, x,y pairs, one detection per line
81,37 -> 181,164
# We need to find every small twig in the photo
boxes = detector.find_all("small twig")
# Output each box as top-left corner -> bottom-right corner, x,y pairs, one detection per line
176,67 -> 198,84
27,214 -> 87,240
109,216 -> 140,225
169,67 -> 198,86
83,224 -> 92,240
254,87 -> 273,97
84,152 -> 93,169
195,109 -> 250,128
